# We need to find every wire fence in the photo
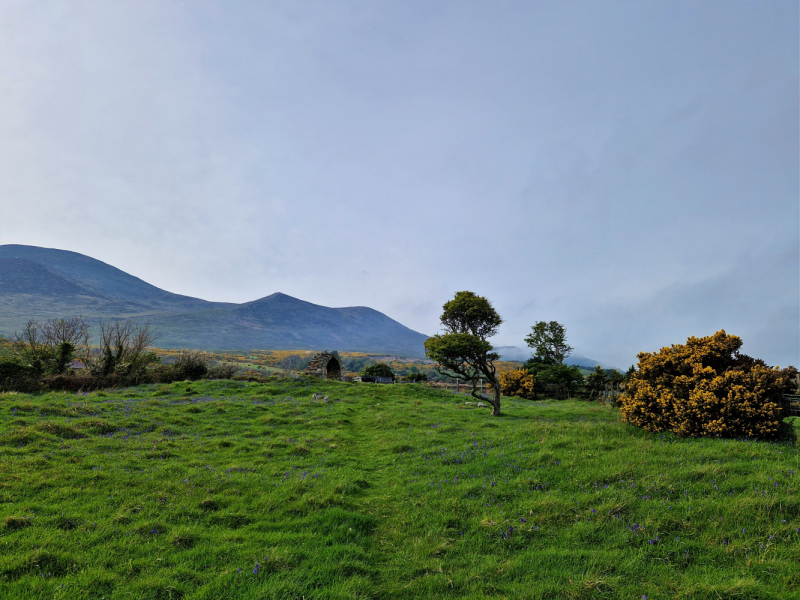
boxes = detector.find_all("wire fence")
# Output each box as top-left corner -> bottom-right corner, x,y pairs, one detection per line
783,394 -> 800,417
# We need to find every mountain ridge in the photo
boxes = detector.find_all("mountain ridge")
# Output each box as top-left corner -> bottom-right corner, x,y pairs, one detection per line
0,245 -> 429,356
0,244 -> 228,312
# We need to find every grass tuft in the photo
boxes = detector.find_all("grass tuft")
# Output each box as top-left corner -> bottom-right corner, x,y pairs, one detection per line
3,516 -> 29,530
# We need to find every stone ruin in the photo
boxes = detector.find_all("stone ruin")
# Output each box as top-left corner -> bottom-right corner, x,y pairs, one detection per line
304,352 -> 344,380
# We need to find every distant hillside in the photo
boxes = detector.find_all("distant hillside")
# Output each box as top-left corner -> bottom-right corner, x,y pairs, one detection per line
146,293 -> 430,355
0,245 -> 429,356
0,258 -> 89,296
0,245 -> 226,312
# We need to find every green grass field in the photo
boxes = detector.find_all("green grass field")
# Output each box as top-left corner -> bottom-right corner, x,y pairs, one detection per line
0,379 -> 798,599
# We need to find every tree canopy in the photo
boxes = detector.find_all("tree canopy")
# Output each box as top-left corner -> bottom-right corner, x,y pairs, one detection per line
524,321 -> 573,365
361,363 -> 395,378
440,291 -> 503,339
424,291 -> 503,416
585,365 -> 608,397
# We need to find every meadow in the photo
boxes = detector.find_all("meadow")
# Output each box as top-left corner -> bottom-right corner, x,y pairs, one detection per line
0,378 -> 797,599
144,347 -> 523,381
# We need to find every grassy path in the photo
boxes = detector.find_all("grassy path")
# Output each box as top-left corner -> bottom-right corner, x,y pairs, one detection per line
0,379 -> 798,599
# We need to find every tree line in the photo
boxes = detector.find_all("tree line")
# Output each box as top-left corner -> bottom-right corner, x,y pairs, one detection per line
0,316 -> 236,391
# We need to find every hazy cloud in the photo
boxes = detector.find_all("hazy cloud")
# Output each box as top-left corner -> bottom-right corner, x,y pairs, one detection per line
1,0 -> 797,366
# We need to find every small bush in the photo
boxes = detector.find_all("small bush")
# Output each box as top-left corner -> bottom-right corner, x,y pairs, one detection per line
147,364 -> 177,384
0,358 -> 39,392
206,363 -> 240,380
173,350 -> 211,381
0,359 -> 37,382
361,363 -> 395,378
620,330 -> 797,439
498,369 -> 536,399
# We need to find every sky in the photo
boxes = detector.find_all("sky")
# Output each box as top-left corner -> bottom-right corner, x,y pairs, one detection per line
1,0 -> 798,368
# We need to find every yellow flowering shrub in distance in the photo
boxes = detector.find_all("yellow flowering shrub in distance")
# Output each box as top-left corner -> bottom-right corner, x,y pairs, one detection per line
498,368 -> 536,400
620,330 -> 797,439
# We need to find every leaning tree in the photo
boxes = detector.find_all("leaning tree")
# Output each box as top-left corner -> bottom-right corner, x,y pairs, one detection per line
424,291 -> 503,416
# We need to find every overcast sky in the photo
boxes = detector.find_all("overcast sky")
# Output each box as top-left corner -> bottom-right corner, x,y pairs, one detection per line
1,0 -> 797,368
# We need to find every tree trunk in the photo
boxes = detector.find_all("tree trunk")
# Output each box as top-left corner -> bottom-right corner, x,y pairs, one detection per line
490,382 -> 501,416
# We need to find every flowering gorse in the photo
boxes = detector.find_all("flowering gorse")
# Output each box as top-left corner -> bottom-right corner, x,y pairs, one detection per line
620,331 -> 796,439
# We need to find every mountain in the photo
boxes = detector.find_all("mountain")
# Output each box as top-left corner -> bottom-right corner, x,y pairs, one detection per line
0,245 -> 226,312
494,345 -> 617,369
145,293 -> 430,355
0,245 -> 429,356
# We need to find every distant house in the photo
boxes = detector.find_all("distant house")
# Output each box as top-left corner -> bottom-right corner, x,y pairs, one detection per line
69,360 -> 86,371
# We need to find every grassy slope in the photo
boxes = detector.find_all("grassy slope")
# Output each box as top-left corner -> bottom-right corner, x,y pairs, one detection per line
0,381 -> 798,599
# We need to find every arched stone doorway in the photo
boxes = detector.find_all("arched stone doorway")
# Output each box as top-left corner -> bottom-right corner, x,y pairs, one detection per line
326,358 -> 341,379
304,352 -> 344,380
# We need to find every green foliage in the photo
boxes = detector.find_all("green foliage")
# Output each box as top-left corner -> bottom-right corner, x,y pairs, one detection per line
344,357 -> 375,373
95,319 -> 158,377
206,362 -> 240,380
524,321 -> 573,365
11,317 -> 90,379
440,291 -> 502,338
585,365 -> 608,395
172,350 -> 210,380
538,363 -> 584,395
0,380 -> 797,598
522,360 -> 584,399
361,362 -> 395,378
425,332 -> 495,368
0,358 -> 37,388
49,342 -> 75,376
407,372 -> 428,383
425,333 -> 499,405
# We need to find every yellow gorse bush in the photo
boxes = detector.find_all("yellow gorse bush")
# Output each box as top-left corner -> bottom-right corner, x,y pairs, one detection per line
620,330 -> 797,439
498,368 -> 536,400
